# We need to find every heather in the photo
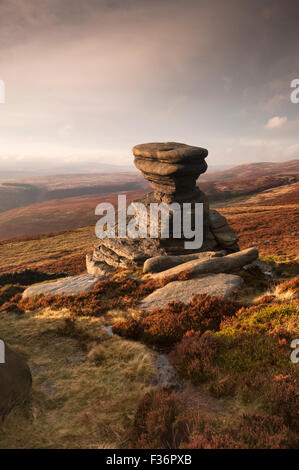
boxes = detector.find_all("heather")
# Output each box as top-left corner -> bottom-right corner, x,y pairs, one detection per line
1,255 -> 298,449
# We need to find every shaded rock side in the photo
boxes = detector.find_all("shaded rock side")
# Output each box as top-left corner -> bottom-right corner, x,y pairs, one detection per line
209,209 -> 239,251
86,254 -> 114,276
0,343 -> 32,420
139,273 -> 244,311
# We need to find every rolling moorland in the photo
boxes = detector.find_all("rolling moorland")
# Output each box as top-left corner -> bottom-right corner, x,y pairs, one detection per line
0,160 -> 298,240
0,160 -> 298,449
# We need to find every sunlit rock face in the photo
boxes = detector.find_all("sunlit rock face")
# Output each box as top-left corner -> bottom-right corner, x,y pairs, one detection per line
89,142 -> 239,270
133,142 -> 208,203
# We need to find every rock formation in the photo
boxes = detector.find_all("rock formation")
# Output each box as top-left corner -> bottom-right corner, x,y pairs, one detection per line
139,273 -> 244,311
133,142 -> 208,203
150,247 -> 258,280
22,273 -> 106,298
88,142 -> 239,271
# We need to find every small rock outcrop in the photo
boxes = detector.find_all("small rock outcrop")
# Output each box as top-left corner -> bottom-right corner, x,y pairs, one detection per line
151,247 -> 258,280
139,273 -> 244,311
22,273 -> 104,298
89,142 -> 239,270
143,250 -> 227,274
0,343 -> 32,420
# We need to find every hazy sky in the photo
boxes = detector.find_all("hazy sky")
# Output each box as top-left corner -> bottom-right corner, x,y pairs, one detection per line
0,0 -> 299,171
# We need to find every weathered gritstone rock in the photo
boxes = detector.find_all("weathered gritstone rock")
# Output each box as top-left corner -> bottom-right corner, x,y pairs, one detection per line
151,247 -> 258,280
90,142 -> 240,269
133,142 -> 208,202
22,273 -> 105,298
143,250 -> 227,274
209,209 -> 239,251
86,254 -> 114,276
139,273 -> 244,311
0,343 -> 32,420
243,259 -> 275,278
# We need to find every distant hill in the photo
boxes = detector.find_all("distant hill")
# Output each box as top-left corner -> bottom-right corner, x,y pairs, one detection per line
0,189 -> 146,240
237,181 -> 299,206
200,159 -> 299,181
0,162 -> 135,180
0,172 -> 149,213
0,160 -> 297,240
199,174 -> 298,206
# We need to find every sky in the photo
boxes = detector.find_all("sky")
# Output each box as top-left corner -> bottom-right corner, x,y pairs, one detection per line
0,0 -> 299,173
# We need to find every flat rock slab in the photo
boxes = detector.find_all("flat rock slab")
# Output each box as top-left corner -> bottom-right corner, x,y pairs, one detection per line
22,273 -> 104,298
151,247 -> 258,280
139,273 -> 244,311
143,250 -> 227,274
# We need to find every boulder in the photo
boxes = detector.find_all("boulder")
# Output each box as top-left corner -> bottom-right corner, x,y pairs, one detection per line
209,209 -> 239,250
143,250 -> 227,274
0,342 -> 32,420
139,273 -> 244,311
151,247 -> 258,280
22,273 -> 105,299
86,254 -> 114,276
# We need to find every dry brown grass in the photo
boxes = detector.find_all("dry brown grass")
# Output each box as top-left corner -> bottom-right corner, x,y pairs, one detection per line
0,309 -> 155,448
0,226 -> 94,274
219,204 -> 299,262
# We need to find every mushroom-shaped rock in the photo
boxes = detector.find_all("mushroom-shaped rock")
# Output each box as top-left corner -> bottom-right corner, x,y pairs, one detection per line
133,142 -> 208,202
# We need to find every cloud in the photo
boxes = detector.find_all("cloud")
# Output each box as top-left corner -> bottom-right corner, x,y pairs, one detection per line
58,124 -> 72,137
0,0 -> 299,170
265,116 -> 288,129
262,94 -> 289,112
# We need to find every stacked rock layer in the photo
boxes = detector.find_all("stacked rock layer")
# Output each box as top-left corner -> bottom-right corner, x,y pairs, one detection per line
89,142 -> 239,270
133,142 -> 208,203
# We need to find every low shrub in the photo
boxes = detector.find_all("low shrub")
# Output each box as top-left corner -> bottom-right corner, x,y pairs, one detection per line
185,413 -> 292,449
19,275 -> 166,317
0,302 -> 25,315
113,294 -> 240,348
169,331 -> 219,384
265,374 -> 299,430
0,284 -> 24,306
36,253 -> 86,275
0,269 -> 63,287
130,390 -> 295,449
276,277 -> 299,298
129,389 -> 187,449
169,303 -> 298,405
